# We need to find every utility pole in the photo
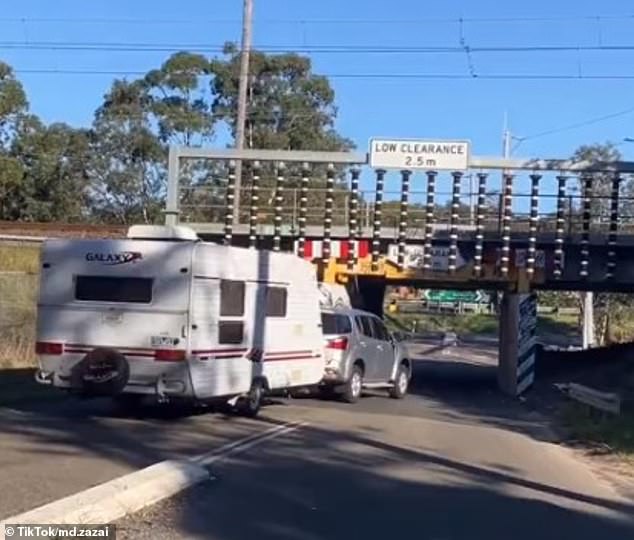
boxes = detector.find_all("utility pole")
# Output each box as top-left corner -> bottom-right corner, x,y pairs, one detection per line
502,111 -> 511,161
233,0 -> 254,226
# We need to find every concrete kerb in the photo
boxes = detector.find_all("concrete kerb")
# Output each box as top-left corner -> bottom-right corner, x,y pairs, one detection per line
0,420 -> 306,539
0,460 -> 209,539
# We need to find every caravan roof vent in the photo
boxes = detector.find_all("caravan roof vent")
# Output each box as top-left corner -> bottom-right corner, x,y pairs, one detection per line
127,225 -> 199,242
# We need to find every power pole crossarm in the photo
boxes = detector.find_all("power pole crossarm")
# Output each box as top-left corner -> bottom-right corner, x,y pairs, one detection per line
233,0 -> 254,226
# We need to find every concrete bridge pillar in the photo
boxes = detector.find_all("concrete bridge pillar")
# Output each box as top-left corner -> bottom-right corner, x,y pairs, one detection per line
498,292 -> 537,396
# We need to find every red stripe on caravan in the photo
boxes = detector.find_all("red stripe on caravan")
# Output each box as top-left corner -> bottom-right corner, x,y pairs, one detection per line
192,348 -> 248,355
65,343 -> 154,354
266,350 -> 313,357
358,240 -> 369,258
64,348 -> 157,359
203,354 -> 245,360
303,240 -> 313,259
265,355 -> 320,362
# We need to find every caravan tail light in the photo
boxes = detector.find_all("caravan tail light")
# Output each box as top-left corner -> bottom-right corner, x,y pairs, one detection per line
36,342 -> 63,355
155,349 -> 186,362
326,337 -> 349,351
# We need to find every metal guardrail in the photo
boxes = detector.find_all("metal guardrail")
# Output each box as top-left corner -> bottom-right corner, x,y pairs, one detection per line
556,382 -> 621,414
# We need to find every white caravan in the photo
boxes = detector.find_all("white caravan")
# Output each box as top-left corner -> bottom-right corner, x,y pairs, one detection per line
35,225 -> 325,416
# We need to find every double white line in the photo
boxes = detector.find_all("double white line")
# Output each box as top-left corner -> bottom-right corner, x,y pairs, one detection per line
0,420 -> 308,538
193,420 -> 308,466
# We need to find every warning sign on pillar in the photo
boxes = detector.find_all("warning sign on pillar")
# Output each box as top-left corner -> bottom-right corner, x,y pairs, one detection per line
516,293 -> 537,395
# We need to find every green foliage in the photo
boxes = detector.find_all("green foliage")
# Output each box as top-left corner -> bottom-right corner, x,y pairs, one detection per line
13,118 -> 91,221
0,48 -> 352,224
144,52 -> 214,145
210,42 -> 353,152
0,62 -> 27,147
89,79 -> 165,223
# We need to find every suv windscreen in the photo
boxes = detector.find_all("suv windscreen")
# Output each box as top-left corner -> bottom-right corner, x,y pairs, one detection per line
321,312 -> 352,335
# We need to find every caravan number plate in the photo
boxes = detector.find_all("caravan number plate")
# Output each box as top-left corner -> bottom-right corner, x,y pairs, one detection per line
102,312 -> 123,325
151,336 -> 179,347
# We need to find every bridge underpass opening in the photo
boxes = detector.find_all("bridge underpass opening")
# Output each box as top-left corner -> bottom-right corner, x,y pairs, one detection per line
381,285 -> 519,396
165,144 -> 634,396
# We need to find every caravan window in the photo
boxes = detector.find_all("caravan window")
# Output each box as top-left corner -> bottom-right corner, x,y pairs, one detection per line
75,276 -> 153,303
265,287 -> 287,317
218,321 -> 244,344
220,280 -> 245,316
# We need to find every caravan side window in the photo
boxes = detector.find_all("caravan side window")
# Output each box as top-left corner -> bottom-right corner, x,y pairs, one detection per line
220,280 -> 245,316
265,287 -> 287,317
218,321 -> 244,344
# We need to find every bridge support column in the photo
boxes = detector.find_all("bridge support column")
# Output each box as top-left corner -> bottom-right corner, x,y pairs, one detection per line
498,292 -> 537,396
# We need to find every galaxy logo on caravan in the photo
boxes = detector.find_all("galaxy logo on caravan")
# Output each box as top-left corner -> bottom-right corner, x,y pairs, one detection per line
85,251 -> 143,265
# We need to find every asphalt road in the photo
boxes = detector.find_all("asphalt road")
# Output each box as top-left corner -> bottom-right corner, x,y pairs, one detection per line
2,344 -> 633,539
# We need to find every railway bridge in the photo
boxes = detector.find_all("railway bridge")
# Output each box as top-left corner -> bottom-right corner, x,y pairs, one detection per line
164,142 -> 634,396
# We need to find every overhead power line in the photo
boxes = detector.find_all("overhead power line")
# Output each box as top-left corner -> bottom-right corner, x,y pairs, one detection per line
14,68 -> 634,80
520,106 -> 634,141
4,40 -> 634,54
1,14 -> 634,25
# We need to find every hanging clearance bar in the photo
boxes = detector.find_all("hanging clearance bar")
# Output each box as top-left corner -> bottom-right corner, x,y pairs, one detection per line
166,144 -> 634,288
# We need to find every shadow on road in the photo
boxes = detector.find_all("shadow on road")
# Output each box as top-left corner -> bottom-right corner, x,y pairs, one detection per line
117,417 -> 634,540
380,337 -> 562,444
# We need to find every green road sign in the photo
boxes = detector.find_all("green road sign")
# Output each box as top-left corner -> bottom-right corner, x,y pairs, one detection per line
422,289 -> 488,304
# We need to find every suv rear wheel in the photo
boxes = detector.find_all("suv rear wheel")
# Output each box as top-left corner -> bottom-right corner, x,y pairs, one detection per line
342,364 -> 363,403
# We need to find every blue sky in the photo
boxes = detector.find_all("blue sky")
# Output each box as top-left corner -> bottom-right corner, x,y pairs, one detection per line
3,0 -> 634,203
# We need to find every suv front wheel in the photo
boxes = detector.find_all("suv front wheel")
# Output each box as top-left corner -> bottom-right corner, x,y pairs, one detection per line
389,364 -> 409,399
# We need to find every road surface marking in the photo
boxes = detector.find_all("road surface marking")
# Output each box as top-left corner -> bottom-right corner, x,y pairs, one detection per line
0,419 -> 308,537
193,420 -> 308,466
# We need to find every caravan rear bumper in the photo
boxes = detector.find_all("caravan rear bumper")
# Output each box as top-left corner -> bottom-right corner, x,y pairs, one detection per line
36,353 -> 194,398
124,374 -> 191,397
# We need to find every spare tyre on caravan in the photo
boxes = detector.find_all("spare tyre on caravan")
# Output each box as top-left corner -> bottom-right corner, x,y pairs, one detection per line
35,225 -> 325,416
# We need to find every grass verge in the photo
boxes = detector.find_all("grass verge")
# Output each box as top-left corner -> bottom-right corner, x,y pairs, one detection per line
385,313 -> 498,335
385,312 -> 579,338
0,271 -> 38,369
559,402 -> 634,466
0,244 -> 40,272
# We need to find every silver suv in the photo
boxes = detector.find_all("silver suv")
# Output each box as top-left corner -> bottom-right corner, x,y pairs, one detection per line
320,307 -> 411,403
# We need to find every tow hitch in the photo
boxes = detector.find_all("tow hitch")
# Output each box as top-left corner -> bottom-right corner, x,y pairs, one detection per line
35,370 -> 54,385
